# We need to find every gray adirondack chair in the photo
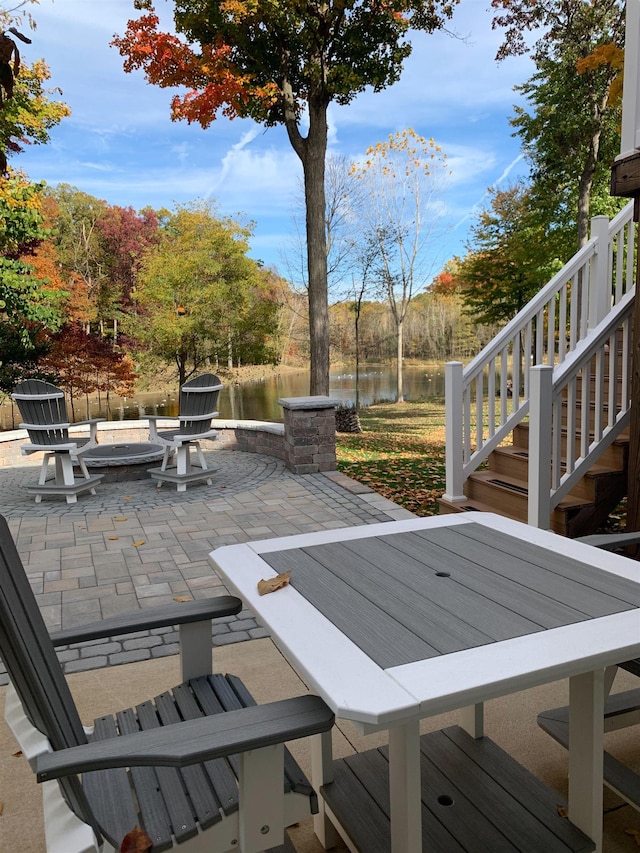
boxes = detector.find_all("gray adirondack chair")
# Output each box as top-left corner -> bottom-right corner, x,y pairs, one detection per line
0,514 -> 334,853
11,379 -> 105,503
146,373 -> 223,491
537,530 -> 640,812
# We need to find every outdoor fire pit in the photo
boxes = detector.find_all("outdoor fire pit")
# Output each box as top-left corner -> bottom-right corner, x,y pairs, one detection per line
83,442 -> 167,482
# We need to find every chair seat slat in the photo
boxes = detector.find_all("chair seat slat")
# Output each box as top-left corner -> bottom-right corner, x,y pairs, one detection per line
115,707 -> 174,852
172,681 -> 239,817
135,700 -> 199,845
84,716 -> 140,848
154,691 -> 222,830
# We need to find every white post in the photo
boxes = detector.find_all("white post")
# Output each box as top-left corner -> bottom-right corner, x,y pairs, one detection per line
388,721 -> 422,853
444,361 -> 466,502
620,0 -> 640,158
569,670 -> 605,852
588,215 -> 611,329
528,366 -> 553,529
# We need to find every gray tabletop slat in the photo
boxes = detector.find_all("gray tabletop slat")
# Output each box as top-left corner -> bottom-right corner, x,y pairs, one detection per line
380,530 -> 625,621
298,540 -> 499,651
358,533 -> 590,625
450,524 -> 640,605
334,538 -> 558,636
263,549 -> 440,668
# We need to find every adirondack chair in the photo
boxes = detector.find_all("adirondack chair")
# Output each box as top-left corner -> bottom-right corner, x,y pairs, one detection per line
0,514 -> 334,853
146,373 -> 223,492
11,379 -> 105,503
537,530 -> 640,813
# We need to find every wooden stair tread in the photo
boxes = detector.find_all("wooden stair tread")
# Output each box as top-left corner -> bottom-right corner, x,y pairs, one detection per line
491,447 -> 624,478
321,726 -> 594,853
469,471 -> 591,510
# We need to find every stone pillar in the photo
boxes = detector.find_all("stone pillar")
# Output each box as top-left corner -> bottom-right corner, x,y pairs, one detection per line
279,396 -> 339,474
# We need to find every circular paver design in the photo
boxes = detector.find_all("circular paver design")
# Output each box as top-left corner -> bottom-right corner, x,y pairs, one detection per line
0,447 -> 285,517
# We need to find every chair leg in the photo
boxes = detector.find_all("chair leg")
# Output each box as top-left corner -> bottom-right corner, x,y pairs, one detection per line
75,455 -> 97,495
194,441 -> 213,486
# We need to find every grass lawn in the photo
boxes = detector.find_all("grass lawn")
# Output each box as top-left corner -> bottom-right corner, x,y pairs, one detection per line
336,400 -> 447,517
337,399 -> 629,532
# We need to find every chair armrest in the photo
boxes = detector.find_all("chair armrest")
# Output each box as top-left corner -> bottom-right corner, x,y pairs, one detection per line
577,531 -> 640,550
71,419 -> 106,427
50,596 -> 243,646
36,695 -> 334,780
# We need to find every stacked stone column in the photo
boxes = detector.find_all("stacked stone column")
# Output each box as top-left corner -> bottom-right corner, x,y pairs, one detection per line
279,396 -> 339,474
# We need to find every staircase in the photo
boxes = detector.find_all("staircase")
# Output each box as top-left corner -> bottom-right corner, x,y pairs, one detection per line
439,203 -> 635,537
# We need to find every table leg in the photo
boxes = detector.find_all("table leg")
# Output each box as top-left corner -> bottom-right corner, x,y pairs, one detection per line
388,720 -> 422,853
568,669 -> 605,853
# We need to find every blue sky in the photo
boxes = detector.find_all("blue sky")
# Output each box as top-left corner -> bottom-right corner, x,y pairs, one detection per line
14,0 -> 535,279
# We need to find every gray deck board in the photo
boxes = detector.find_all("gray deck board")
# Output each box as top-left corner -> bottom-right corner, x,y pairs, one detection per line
321,726 -> 594,853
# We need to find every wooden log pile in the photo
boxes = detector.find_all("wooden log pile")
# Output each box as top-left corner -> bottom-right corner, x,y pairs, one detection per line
335,404 -> 362,433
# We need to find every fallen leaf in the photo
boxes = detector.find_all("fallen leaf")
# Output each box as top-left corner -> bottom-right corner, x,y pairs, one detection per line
124,496 -> 132,501
556,805 -> 568,818
108,536 -> 119,541
120,826 -> 153,853
133,541 -> 145,547
625,828 -> 640,847
173,596 -> 191,602
0,800 -> 4,815
114,517 -> 128,522
258,571 -> 291,596
12,750 -> 22,758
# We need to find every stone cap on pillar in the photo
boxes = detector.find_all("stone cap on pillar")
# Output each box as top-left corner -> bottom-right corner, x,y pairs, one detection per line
278,396 -> 340,410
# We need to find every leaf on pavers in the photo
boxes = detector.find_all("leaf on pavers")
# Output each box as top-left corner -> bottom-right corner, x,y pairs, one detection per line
625,828 -> 640,847
12,750 -> 22,758
124,496 -> 132,501
108,536 -> 119,541
114,517 -> 128,522
0,800 -> 4,815
174,596 -> 191,602
258,571 -> 291,596
133,541 -> 145,547
120,826 -> 152,853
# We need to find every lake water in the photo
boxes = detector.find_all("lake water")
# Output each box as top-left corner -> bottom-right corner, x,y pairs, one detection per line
0,364 -> 447,429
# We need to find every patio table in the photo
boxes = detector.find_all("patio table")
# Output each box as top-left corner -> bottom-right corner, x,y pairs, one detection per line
209,513 -> 640,853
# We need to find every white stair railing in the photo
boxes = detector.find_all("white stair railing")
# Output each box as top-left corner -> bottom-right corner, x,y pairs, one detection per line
528,292 -> 633,529
444,201 -> 636,504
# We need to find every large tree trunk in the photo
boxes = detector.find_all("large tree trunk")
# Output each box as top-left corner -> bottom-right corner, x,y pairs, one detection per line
303,98 -> 330,396
396,316 -> 404,403
284,86 -> 330,397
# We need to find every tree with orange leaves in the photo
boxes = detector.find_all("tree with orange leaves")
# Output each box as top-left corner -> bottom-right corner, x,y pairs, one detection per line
112,0 -> 457,395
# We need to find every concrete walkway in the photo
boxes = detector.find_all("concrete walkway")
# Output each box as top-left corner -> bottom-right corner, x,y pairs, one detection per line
0,445 -> 639,852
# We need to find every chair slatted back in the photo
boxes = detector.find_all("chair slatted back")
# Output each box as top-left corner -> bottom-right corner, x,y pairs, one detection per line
12,380 -> 71,446
0,517 -> 86,748
0,516 -> 100,834
178,373 -> 222,436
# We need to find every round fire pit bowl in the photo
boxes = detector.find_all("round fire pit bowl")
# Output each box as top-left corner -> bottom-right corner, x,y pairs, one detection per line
83,443 -> 167,482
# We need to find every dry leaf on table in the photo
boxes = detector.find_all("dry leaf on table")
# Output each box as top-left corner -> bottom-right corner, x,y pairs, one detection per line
120,826 -> 153,853
258,571 -> 291,596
